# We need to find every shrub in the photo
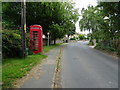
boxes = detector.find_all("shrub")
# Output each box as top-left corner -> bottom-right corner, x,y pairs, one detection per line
88,41 -> 94,46
95,42 -> 116,52
2,30 -> 22,58
117,49 -> 120,56
78,34 -> 86,40
70,38 -> 76,40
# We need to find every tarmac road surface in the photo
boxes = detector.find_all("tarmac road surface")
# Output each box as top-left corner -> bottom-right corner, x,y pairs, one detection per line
61,41 -> 118,88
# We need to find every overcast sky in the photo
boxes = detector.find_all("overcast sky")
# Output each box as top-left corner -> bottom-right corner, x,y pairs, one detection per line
74,0 -> 98,35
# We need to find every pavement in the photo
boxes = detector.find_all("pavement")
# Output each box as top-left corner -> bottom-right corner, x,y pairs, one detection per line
61,41 -> 119,88
20,46 -> 61,88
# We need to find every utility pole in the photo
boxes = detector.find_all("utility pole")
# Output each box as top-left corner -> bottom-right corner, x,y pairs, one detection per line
21,0 -> 26,58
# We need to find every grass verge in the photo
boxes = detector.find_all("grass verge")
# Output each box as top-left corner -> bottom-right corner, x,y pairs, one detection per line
2,54 -> 47,89
43,43 -> 62,53
2,44 -> 61,89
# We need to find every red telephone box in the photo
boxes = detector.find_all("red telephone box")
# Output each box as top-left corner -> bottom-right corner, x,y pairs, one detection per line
30,25 -> 43,54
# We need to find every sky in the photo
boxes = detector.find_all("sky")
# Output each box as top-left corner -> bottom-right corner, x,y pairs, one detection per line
74,0 -> 98,35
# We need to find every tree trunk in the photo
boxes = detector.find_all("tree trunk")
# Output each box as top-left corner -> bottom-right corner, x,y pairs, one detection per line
53,38 -> 56,45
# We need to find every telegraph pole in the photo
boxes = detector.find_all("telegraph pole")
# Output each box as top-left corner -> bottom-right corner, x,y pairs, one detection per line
21,0 -> 26,58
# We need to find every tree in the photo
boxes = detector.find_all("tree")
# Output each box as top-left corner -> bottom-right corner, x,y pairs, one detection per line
79,5 -> 106,41
2,2 -> 21,30
49,24 -> 63,44
2,2 -> 79,43
79,3 -> 120,55
98,2 -> 120,40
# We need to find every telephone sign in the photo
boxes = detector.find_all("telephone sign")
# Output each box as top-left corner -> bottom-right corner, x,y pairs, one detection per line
30,25 -> 43,54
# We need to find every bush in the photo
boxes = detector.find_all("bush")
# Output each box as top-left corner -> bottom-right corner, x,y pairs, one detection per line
70,38 -> 76,40
95,43 -> 116,52
2,30 -> 22,58
88,41 -> 94,46
78,34 -> 86,40
95,41 -> 120,57
117,49 -> 120,56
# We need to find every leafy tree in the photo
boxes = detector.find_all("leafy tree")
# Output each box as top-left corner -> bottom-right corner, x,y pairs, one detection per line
98,2 -> 120,40
79,6 -> 106,41
2,2 -> 79,44
2,2 -> 21,30
49,24 -> 64,44
79,3 -> 120,55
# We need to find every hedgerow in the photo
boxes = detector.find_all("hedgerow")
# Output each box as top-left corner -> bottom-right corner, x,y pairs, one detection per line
2,30 -> 22,58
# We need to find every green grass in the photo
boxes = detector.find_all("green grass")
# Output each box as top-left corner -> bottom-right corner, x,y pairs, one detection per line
2,44 -> 61,89
43,43 -> 62,53
2,54 -> 47,89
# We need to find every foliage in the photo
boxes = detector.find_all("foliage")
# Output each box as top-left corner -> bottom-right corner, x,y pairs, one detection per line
67,25 -> 76,36
2,2 -> 21,30
79,3 -> 120,41
2,2 -> 79,57
49,24 -> 65,44
98,2 -> 120,40
88,41 -> 94,46
78,34 -> 86,40
2,21 -> 17,30
79,3 -> 120,55
95,40 -> 120,56
2,30 -> 22,58
79,6 -> 106,40
2,2 -> 79,43
95,42 -> 116,52
70,38 -> 76,40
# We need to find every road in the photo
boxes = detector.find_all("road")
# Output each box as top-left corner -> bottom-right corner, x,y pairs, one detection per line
61,41 -> 118,88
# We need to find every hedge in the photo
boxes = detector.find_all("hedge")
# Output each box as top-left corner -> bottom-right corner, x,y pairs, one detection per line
2,30 -> 22,58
